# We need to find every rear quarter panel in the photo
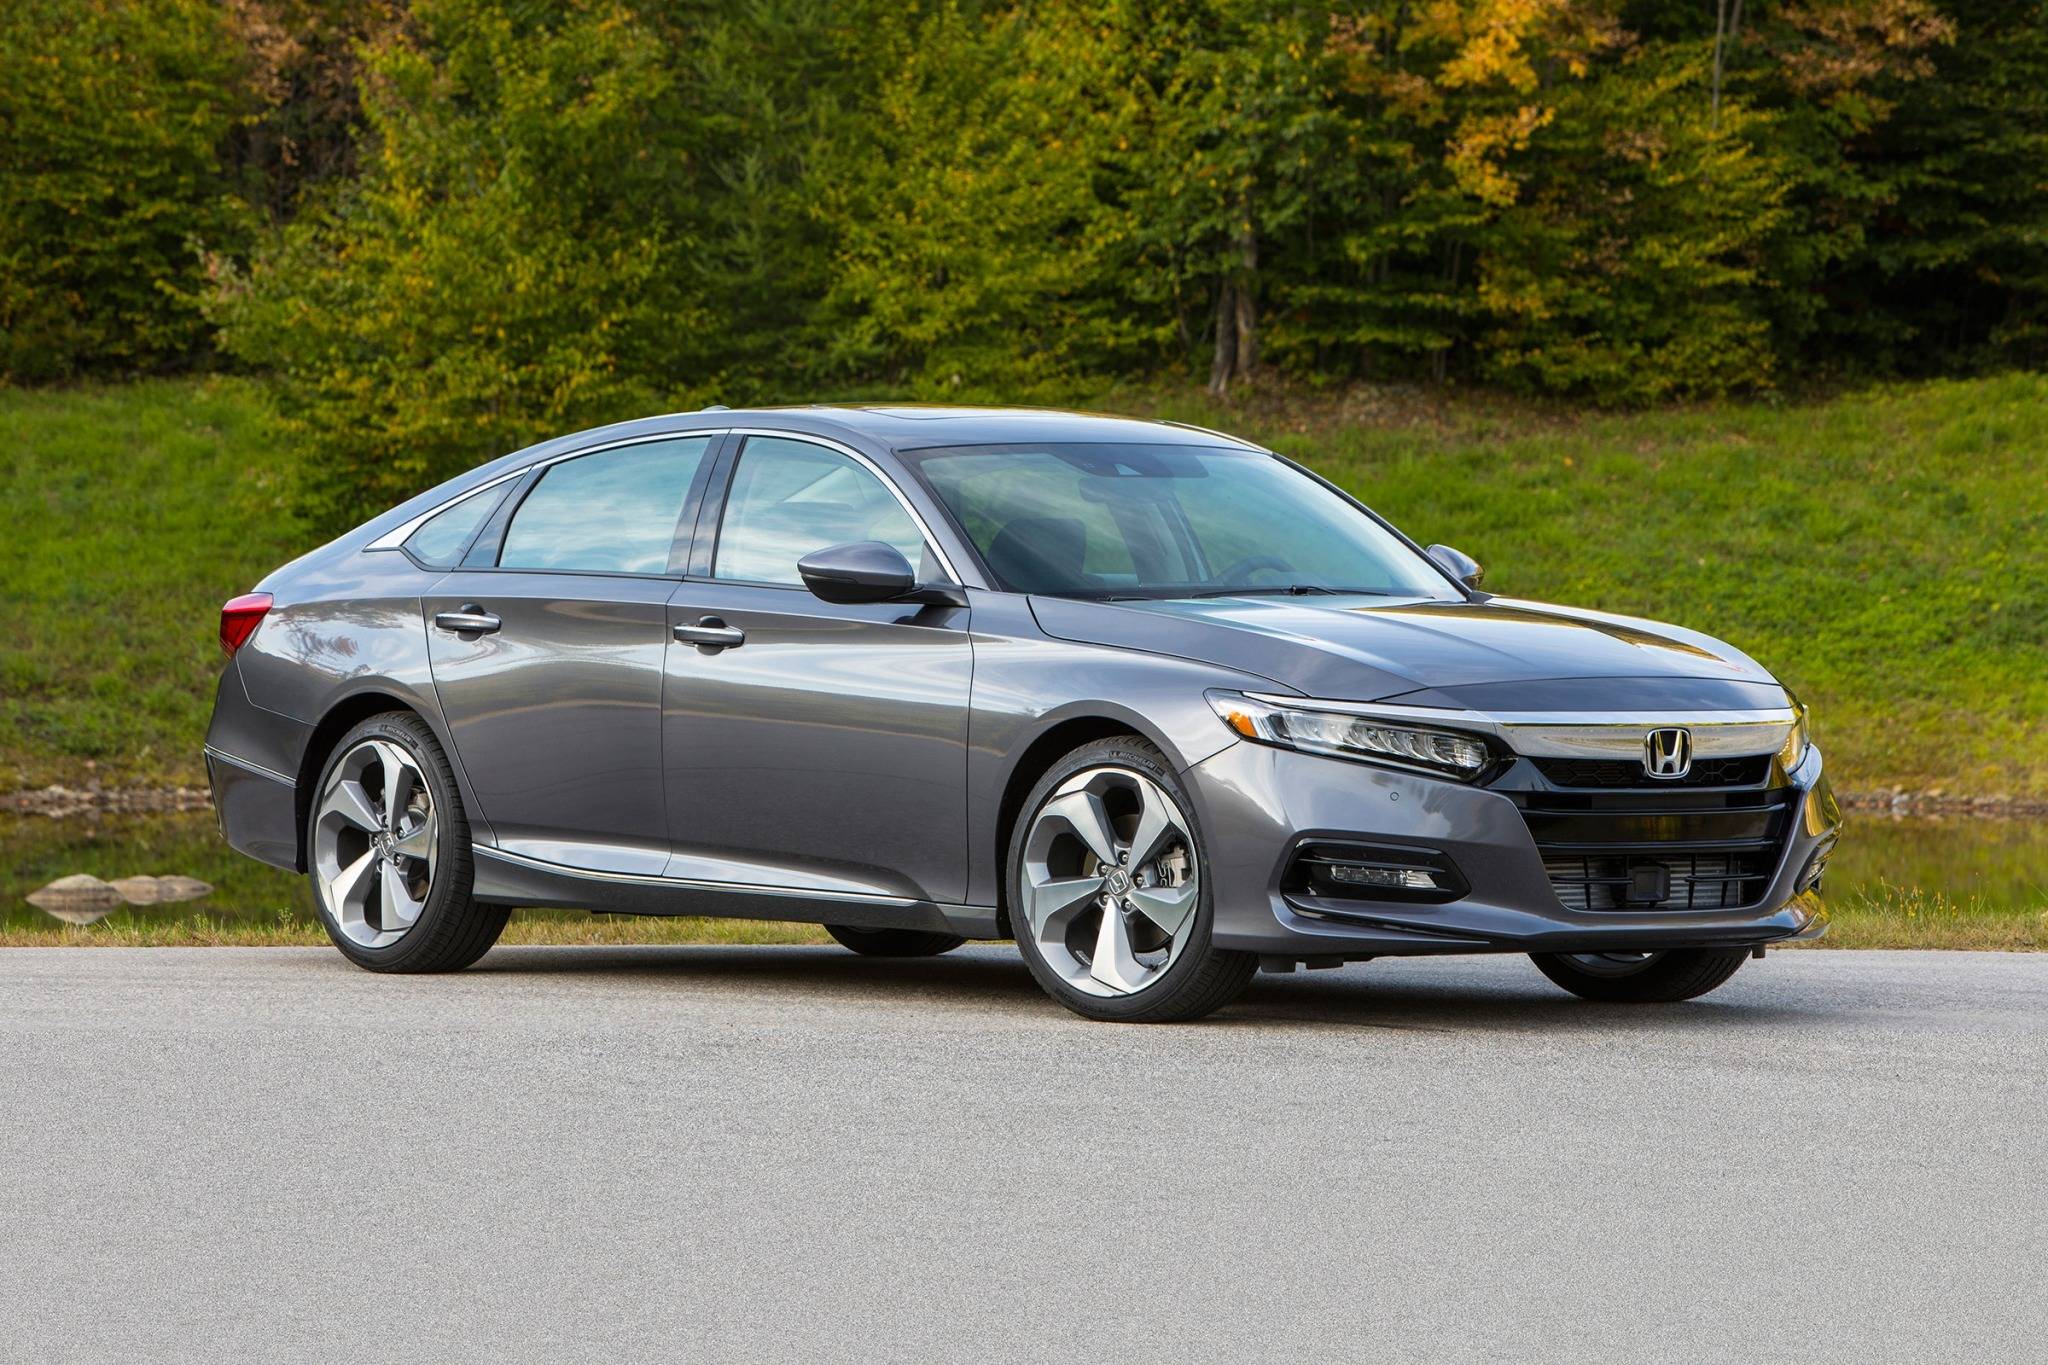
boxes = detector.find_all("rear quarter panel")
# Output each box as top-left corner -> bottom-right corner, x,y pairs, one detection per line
221,549 -> 491,850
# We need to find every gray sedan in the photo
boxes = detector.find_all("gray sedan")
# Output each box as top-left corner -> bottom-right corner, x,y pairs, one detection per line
205,406 -> 1839,1021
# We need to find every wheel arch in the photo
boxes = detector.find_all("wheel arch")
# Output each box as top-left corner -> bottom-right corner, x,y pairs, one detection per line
990,706 -> 1191,937
292,687 -> 465,872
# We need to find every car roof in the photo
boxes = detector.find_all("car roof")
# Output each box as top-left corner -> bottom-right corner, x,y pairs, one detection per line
749,404 -> 1266,452
519,404 -> 1268,459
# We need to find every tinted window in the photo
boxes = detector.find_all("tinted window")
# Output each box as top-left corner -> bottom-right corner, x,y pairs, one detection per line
498,437 -> 711,575
713,438 -> 936,585
403,482 -> 505,567
909,443 -> 1458,601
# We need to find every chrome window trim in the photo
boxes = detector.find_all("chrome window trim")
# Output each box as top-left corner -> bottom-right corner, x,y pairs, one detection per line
367,431 -> 730,552
717,428 -> 965,585
1240,693 -> 1798,760
368,467 -> 531,551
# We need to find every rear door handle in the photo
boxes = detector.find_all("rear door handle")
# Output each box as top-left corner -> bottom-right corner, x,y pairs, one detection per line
434,606 -> 501,635
674,617 -> 745,650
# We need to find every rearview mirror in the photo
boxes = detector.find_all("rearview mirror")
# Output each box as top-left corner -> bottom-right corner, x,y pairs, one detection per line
797,541 -> 921,605
1426,543 -> 1484,589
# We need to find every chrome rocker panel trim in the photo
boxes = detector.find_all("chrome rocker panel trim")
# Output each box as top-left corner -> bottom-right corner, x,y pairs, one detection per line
470,845 -> 1000,938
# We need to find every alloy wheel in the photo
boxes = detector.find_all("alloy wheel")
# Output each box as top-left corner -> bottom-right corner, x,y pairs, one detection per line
1017,765 -> 1201,998
312,738 -> 438,948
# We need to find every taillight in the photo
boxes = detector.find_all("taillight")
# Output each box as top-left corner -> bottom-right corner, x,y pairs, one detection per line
219,592 -> 273,656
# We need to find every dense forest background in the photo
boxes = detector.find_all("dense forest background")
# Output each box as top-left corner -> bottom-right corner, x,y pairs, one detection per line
5,1 -> 2046,519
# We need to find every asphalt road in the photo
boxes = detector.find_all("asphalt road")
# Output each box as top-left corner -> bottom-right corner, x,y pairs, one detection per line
1,946 -> 2042,1364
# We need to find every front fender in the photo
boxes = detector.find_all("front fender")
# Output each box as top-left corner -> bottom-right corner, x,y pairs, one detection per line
962,590 -> 1280,909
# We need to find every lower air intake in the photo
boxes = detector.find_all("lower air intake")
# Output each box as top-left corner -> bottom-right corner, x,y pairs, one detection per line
1541,851 -> 1777,912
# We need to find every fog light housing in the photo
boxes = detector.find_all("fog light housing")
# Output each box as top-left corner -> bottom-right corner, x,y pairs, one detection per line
1328,863 -> 1442,892
1285,841 -> 1467,907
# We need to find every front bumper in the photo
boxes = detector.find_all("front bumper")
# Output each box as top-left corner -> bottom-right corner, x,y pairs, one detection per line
1186,739 -> 1839,959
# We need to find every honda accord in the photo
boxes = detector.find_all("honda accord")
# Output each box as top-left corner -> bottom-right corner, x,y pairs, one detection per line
205,406 -> 1840,1021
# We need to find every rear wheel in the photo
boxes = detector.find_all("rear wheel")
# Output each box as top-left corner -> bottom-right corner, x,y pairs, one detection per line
307,711 -> 508,973
1007,736 -> 1255,1023
824,924 -> 965,957
1530,948 -> 1749,1003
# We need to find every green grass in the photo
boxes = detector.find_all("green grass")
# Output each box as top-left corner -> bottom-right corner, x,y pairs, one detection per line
1796,884 -> 2047,951
1,378 -> 303,787
3,373 -> 2046,795
0,914 -> 834,949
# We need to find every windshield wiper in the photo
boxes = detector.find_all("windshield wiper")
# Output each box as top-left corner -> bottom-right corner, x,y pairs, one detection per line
1179,584 -> 1394,599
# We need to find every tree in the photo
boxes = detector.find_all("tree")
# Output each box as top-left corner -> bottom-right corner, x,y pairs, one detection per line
0,0 -> 254,380
209,0 -> 692,525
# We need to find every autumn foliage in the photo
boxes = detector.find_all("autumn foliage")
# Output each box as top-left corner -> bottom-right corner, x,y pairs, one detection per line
5,1 -> 2045,514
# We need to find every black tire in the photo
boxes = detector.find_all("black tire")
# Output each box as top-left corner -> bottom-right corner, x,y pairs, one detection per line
1530,948 -> 1749,1003
307,711 -> 509,973
1006,735 -> 1256,1023
824,924 -> 966,957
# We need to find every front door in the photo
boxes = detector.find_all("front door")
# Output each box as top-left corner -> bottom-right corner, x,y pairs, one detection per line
663,435 -> 973,903
425,434 -> 717,875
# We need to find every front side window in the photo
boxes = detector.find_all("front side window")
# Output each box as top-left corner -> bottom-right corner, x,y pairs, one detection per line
497,436 -> 712,575
906,443 -> 1461,601
713,437 -> 937,585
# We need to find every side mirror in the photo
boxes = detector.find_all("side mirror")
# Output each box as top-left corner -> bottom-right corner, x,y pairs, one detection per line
797,541 -> 923,605
1426,543 -> 1484,589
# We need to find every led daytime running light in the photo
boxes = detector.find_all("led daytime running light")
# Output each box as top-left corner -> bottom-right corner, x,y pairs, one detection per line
1211,693 -> 1490,779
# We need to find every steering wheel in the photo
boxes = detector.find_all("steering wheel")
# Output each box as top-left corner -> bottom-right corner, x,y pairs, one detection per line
1215,554 -> 1294,583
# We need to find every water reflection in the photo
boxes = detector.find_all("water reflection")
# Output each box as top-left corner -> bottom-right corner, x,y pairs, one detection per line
5,814 -> 304,934
4,809 -> 2045,934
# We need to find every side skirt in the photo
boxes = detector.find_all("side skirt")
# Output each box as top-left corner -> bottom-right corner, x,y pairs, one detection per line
471,845 -> 1001,939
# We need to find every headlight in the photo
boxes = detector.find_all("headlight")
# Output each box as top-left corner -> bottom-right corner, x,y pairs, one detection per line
1778,699 -> 1811,772
1207,692 -> 1491,780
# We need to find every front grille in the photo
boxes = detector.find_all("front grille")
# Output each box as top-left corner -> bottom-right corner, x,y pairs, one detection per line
1507,785 -> 1795,913
1533,754 -> 1772,788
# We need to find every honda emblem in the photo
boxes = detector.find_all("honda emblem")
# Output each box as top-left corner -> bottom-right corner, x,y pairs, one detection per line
1645,727 -> 1693,779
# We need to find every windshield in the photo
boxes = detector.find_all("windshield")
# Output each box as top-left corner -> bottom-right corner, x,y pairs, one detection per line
903,443 -> 1461,601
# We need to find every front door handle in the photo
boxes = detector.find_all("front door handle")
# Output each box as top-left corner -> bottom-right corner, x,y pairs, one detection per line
674,617 -> 745,651
434,605 -> 501,635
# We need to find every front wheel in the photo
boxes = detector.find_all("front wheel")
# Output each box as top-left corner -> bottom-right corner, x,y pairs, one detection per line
1530,949 -> 1749,1003
1007,736 -> 1255,1023
307,711 -> 508,973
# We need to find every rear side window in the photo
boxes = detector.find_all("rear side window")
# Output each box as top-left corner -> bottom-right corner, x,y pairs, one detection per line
498,436 -> 713,575
403,482 -> 506,568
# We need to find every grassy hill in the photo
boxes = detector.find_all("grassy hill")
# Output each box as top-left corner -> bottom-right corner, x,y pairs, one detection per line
4,374 -> 2044,797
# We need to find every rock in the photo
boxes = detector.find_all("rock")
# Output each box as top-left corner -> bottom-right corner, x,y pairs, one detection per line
111,875 -> 166,905
152,876 -> 212,903
26,874 -> 123,912
107,874 -> 214,906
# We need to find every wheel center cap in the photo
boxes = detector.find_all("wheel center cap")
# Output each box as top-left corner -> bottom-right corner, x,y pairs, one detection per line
1105,868 -> 1131,896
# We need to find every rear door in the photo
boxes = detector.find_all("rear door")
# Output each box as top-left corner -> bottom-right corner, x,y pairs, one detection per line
662,434 -> 973,903
425,433 -> 719,875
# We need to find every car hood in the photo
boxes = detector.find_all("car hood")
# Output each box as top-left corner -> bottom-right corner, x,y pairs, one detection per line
1028,593 -> 1791,713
